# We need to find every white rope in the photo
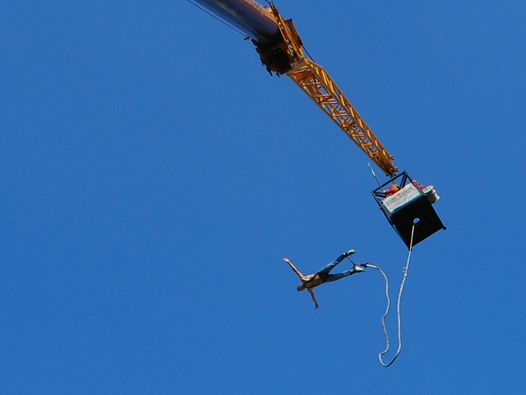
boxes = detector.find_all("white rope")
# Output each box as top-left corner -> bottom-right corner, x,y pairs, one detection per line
363,263 -> 392,362
366,223 -> 416,367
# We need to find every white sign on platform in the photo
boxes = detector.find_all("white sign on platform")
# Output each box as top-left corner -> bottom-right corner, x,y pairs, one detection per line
382,183 -> 421,214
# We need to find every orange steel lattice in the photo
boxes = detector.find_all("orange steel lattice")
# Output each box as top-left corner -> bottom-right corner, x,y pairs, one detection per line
287,58 -> 397,176
267,2 -> 397,176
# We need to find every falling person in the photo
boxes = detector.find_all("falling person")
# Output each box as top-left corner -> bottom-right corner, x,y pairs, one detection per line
283,249 -> 365,309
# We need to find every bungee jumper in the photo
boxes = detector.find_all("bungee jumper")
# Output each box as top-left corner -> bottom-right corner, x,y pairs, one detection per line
281,228 -> 416,367
283,249 -> 365,309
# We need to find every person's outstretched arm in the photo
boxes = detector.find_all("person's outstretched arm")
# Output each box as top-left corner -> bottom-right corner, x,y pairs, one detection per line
308,288 -> 320,309
283,258 -> 306,281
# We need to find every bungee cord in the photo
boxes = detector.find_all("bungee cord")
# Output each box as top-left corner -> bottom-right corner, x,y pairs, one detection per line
350,223 -> 416,367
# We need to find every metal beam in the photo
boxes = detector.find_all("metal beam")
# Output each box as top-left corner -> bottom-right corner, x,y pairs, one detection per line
193,0 -> 279,42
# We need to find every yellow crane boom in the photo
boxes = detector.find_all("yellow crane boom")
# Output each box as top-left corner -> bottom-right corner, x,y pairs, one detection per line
288,59 -> 397,176
265,3 -> 397,176
191,0 -> 397,176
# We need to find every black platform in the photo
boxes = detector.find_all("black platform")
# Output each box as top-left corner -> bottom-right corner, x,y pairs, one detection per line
372,172 -> 446,249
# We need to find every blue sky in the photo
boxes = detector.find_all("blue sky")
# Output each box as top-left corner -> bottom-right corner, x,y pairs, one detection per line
1,1 -> 525,394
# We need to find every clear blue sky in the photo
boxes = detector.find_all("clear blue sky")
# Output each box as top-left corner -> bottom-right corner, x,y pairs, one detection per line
1,1 -> 525,394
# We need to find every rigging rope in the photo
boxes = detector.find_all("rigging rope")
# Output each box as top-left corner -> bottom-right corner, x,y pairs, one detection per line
302,45 -> 316,62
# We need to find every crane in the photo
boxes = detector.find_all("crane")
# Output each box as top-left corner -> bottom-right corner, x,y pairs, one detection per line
191,0 -> 397,176
188,1 -> 446,366
190,0 -> 445,248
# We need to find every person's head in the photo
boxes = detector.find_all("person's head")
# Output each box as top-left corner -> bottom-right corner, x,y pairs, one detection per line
297,283 -> 306,292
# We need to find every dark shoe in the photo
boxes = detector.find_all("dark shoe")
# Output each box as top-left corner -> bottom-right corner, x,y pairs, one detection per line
353,264 -> 365,273
344,249 -> 356,257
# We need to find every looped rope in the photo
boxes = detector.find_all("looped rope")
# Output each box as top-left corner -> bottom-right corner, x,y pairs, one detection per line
362,263 -> 392,362
381,223 -> 415,367
362,223 -> 416,367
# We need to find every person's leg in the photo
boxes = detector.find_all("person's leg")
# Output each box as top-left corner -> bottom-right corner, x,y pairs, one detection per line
323,268 -> 361,284
317,250 -> 354,275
